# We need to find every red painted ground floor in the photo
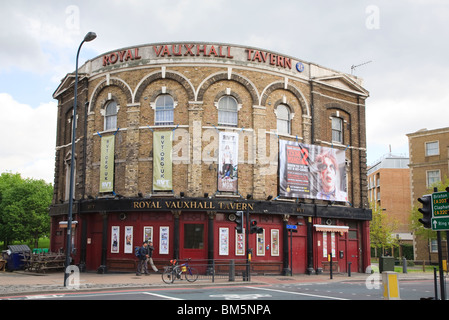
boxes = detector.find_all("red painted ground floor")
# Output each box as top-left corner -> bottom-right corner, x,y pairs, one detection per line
49,197 -> 371,275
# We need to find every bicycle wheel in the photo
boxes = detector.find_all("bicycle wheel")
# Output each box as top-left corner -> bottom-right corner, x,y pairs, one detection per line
185,267 -> 198,282
162,267 -> 175,284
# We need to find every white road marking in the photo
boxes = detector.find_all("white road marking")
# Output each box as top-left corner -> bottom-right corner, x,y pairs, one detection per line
245,286 -> 349,300
142,291 -> 184,300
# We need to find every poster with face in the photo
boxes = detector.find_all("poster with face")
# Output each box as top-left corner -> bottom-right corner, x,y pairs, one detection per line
279,140 -> 347,202
111,226 -> 119,253
218,132 -> 238,192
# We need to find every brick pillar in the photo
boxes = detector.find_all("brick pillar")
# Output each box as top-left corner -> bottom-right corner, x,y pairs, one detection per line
188,102 -> 203,197
124,103 -> 140,196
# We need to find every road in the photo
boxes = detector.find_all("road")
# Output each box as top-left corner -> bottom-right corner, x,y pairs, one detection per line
2,279 -> 437,301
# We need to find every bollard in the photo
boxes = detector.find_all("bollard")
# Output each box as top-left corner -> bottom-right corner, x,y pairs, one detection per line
229,259 -> 235,282
382,271 -> 400,300
348,262 -> 352,277
402,257 -> 407,274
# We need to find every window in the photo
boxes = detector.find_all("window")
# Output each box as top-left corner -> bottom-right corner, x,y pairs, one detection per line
155,94 -> 174,125
184,224 -> 204,249
425,141 -> 439,156
276,104 -> 291,134
104,101 -> 117,130
427,170 -> 440,187
218,96 -> 238,126
332,117 -> 343,143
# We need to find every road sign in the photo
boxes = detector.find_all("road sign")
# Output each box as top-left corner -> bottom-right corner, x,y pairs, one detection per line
432,217 -> 449,231
286,224 -> 297,230
432,191 -> 449,218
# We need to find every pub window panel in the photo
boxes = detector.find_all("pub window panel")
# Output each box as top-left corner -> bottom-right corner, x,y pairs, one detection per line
184,224 -> 204,249
155,94 -> 174,125
104,101 -> 117,131
331,117 -> 343,143
425,141 -> 439,156
276,104 -> 291,135
218,96 -> 238,126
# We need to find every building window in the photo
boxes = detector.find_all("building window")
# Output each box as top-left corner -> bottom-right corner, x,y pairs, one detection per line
332,117 -> 343,143
218,96 -> 238,126
104,101 -> 117,131
425,141 -> 439,156
276,104 -> 291,134
427,170 -> 440,187
184,224 -> 204,249
155,94 -> 174,125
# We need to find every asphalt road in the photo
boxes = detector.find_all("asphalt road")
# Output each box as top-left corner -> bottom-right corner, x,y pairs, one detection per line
3,279 -> 437,301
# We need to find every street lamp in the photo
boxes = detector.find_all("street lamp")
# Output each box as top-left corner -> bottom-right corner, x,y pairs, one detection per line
64,31 -> 97,287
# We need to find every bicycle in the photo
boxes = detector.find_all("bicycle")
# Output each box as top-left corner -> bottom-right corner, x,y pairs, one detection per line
161,258 -> 198,284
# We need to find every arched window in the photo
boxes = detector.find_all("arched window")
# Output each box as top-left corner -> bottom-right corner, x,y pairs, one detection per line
218,96 -> 238,126
104,101 -> 117,131
155,94 -> 174,125
276,104 -> 291,134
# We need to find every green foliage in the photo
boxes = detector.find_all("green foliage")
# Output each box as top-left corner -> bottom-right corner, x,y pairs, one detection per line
369,201 -> 398,251
0,172 -> 53,249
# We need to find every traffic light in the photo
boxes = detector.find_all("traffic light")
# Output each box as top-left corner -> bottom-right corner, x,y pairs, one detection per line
250,219 -> 263,234
235,211 -> 244,233
418,195 -> 432,229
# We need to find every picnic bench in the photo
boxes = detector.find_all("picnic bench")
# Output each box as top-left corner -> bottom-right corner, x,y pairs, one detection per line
22,251 -> 65,273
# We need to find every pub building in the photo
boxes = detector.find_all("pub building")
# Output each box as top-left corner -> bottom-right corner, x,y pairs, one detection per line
50,42 -> 371,275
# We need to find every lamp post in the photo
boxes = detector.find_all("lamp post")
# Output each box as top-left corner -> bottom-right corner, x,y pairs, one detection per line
64,31 -> 97,287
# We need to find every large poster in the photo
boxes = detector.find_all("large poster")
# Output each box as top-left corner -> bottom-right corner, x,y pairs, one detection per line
99,135 -> 115,193
218,131 -> 238,192
153,131 -> 173,191
279,140 -> 347,201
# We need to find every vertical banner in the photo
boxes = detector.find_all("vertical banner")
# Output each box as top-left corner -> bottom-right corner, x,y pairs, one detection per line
218,131 -> 239,192
279,140 -> 347,201
153,131 -> 173,191
219,227 -> 229,256
111,226 -> 119,253
159,226 -> 169,254
99,135 -> 115,193
124,226 -> 133,254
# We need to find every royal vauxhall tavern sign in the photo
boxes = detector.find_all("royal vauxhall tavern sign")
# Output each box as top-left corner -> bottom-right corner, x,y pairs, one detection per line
95,42 -> 307,75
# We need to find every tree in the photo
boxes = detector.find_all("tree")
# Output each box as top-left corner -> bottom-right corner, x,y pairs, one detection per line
0,172 -> 53,249
369,201 -> 398,256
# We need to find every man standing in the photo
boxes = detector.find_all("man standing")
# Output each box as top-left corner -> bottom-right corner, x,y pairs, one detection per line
147,241 -> 158,272
136,241 -> 149,276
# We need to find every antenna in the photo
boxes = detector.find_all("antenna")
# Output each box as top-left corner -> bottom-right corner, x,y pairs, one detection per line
351,60 -> 372,74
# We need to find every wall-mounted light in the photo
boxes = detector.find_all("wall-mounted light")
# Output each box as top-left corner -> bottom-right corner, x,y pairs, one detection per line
180,192 -> 185,198
266,195 -> 273,201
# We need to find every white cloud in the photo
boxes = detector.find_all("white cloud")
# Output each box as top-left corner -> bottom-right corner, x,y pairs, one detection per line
0,93 -> 57,183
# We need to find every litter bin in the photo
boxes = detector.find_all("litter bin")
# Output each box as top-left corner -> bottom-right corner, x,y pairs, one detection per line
379,256 -> 395,273
4,245 -> 31,271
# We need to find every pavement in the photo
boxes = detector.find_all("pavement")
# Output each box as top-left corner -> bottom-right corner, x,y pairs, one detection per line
0,268 -> 436,297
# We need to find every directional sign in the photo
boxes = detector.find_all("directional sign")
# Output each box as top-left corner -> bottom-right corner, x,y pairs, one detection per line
432,191 -> 449,218
432,217 -> 449,231
286,224 -> 297,230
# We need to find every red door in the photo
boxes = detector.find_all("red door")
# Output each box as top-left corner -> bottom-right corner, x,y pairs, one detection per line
180,221 -> 208,262
348,239 -> 359,273
291,233 -> 306,274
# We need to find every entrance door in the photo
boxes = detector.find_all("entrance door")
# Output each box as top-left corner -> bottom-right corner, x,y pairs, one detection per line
348,239 -> 359,273
180,222 -> 207,261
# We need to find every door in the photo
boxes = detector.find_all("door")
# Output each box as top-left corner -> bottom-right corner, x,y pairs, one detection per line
348,239 -> 359,273
180,222 -> 207,261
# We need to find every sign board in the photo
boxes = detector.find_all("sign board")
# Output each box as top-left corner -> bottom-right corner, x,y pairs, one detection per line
432,217 -> 449,231
431,191 -> 449,231
286,224 -> 297,230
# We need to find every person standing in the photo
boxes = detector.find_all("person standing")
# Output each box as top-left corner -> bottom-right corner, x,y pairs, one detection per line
136,241 -> 149,276
147,241 -> 158,273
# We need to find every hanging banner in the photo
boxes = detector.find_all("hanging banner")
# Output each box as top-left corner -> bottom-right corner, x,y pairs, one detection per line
218,131 -> 239,192
279,140 -> 347,201
153,131 -> 173,191
99,135 -> 115,193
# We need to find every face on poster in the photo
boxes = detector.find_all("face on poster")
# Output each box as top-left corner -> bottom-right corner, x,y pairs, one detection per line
279,140 -> 347,202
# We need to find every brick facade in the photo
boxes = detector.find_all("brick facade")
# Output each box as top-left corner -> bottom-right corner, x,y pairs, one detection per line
50,42 -> 371,274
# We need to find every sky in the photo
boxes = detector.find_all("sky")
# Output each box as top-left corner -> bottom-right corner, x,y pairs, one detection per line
1,0 -> 448,184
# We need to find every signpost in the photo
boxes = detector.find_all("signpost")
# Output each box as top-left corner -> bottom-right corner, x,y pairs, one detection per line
431,191 -> 449,231
430,190 -> 449,300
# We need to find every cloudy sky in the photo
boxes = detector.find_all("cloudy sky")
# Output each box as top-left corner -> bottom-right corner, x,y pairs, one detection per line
1,0 -> 448,184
